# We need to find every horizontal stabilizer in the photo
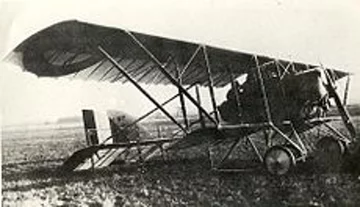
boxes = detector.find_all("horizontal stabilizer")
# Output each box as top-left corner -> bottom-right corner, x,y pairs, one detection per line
62,146 -> 127,171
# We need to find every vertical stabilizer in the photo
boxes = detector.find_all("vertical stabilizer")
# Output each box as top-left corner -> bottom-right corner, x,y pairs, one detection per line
82,109 -> 99,146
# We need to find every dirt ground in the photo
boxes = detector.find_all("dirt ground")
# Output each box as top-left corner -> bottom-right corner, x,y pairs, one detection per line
2,119 -> 360,206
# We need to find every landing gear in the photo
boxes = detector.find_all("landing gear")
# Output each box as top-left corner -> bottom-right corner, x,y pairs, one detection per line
264,145 -> 297,175
314,136 -> 346,172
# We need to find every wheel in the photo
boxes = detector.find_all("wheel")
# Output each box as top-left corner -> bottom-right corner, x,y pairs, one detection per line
314,136 -> 345,172
264,146 -> 296,175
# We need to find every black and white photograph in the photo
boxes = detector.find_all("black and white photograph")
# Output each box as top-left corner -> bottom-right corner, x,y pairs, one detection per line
1,0 -> 360,206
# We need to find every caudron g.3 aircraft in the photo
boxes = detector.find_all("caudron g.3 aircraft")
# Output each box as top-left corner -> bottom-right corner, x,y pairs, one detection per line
7,20 -> 357,175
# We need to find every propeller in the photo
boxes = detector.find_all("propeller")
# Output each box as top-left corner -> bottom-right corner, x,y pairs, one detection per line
321,65 -> 356,138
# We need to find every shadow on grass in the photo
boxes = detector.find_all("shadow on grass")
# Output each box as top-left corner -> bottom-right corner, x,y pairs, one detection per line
2,157 -> 211,192
2,154 -> 359,194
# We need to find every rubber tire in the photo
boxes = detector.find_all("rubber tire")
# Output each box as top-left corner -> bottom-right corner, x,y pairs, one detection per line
314,136 -> 345,173
264,145 -> 296,175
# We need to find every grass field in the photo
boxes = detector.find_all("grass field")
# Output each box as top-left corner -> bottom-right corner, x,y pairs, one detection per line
2,117 -> 360,206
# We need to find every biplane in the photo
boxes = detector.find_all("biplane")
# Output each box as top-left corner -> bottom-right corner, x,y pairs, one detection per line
6,20 -> 357,175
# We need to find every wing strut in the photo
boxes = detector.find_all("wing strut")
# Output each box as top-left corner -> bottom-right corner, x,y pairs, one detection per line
125,31 -> 217,125
98,46 -> 187,133
195,84 -> 206,128
176,67 -> 190,129
179,45 -> 202,77
323,68 -> 356,138
343,75 -> 350,106
254,55 -> 272,123
203,45 -> 220,123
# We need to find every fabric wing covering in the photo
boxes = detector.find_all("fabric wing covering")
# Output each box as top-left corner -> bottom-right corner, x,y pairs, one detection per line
9,20 -> 349,87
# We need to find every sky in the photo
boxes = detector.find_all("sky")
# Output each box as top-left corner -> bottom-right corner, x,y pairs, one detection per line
1,0 -> 360,125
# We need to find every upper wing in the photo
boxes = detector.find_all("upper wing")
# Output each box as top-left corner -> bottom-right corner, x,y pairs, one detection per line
7,20 -> 349,87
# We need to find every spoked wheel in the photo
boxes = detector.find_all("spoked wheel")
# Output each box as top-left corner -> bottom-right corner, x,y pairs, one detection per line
314,136 -> 346,173
264,146 -> 296,175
